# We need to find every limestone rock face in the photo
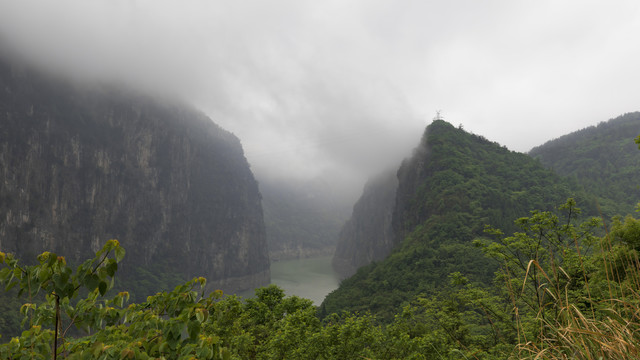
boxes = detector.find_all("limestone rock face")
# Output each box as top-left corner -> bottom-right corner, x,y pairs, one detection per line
331,170 -> 397,279
0,57 -> 269,293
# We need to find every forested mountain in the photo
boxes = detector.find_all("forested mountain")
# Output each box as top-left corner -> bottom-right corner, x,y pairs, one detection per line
322,120 -> 595,320
260,176 -> 351,260
0,52 -> 270,296
3,111 -> 640,358
529,112 -> 640,217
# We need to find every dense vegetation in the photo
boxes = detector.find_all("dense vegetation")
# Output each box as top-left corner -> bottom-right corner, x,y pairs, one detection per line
530,112 -> 640,217
2,198 -> 640,359
321,120 -> 596,321
2,119 -> 640,358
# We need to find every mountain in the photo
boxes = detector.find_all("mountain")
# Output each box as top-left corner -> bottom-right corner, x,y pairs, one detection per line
0,53 -> 270,295
529,112 -> 640,218
322,120 -> 593,320
332,169 -> 397,278
260,176 -> 351,261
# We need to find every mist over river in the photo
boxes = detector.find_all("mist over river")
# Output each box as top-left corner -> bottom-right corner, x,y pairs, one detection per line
238,255 -> 340,305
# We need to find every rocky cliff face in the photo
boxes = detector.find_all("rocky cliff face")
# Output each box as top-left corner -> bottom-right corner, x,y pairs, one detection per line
331,170 -> 397,278
0,56 -> 269,293
392,136 -> 431,244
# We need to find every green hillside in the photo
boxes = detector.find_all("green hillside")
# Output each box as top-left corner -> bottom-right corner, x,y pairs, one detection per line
4,119 -> 640,359
321,120 -> 595,321
529,112 -> 640,217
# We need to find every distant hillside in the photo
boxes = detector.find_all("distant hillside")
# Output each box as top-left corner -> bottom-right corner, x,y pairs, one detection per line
529,112 -> 640,217
0,52 -> 270,297
321,120 -> 593,320
260,176 -> 351,261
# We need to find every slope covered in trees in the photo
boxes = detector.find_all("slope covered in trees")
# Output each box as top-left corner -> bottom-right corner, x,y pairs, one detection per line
529,112 -> 640,217
321,120 -> 595,321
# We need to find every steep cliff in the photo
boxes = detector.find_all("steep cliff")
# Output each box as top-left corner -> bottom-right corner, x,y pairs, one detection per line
0,56 -> 269,294
331,170 -> 397,278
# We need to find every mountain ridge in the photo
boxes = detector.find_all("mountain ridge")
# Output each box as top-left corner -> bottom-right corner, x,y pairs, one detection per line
324,119 -> 593,320
529,111 -> 640,217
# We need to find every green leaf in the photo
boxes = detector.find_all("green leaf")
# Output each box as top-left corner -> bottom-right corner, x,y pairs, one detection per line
85,274 -> 100,291
98,281 -> 108,296
115,247 -> 126,263
221,348 -> 231,360
47,253 -> 57,267
0,267 -> 12,281
38,267 -> 51,283
91,341 -> 104,357
187,320 -> 201,341
105,260 -> 117,277
53,273 -> 64,292
195,309 -> 204,323
5,280 -> 17,292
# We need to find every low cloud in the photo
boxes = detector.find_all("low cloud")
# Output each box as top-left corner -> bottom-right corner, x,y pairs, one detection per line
1,0 -> 639,194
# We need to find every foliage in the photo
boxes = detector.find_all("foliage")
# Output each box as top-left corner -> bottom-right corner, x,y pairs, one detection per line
478,199 -> 600,322
0,239 -> 124,359
530,111 -> 640,217
322,120 -> 594,321
476,199 -> 640,359
3,199 -> 640,358
0,243 -> 405,359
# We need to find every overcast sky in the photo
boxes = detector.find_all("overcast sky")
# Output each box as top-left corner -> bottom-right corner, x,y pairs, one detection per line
1,0 -> 639,192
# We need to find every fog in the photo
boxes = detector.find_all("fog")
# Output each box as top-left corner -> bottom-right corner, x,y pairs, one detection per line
1,0 -> 639,196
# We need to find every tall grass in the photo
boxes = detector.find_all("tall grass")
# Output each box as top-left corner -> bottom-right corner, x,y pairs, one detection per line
513,220 -> 640,359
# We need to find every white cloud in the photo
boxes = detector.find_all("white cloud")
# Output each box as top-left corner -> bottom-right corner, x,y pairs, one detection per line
1,0 -> 639,189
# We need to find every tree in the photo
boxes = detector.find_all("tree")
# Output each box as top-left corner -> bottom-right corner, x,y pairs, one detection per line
0,240 -> 124,359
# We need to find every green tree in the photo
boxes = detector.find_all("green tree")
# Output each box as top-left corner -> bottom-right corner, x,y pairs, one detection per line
0,240 -> 124,359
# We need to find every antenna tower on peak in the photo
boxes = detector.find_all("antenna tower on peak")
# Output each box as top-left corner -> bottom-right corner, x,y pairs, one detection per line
433,110 -> 444,121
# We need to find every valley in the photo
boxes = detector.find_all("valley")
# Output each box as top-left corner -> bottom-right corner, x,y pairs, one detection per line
2,21 -> 640,357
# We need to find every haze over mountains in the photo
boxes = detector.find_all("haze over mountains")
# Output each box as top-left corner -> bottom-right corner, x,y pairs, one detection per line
2,3 -> 640,357
2,33 -> 640,355
0,49 -> 270,295
261,176 -> 351,261
2,32 -> 638,298
1,1 -> 638,201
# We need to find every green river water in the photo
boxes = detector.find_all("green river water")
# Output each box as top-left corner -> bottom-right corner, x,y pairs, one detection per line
238,255 -> 340,305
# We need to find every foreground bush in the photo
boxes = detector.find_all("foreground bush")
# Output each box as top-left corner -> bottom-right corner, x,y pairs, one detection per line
2,200 -> 640,359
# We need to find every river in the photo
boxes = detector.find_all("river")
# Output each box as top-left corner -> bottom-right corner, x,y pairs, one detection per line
238,255 -> 340,306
